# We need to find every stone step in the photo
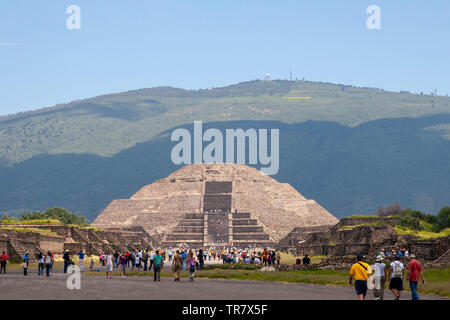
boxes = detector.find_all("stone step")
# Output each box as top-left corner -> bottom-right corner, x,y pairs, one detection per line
173,227 -> 204,233
232,226 -> 264,233
233,233 -> 270,240
232,213 -> 251,219
232,219 -> 258,226
166,234 -> 204,241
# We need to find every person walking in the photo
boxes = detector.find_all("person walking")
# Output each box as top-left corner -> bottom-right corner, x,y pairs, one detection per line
172,250 -> 182,281
373,255 -> 387,300
262,248 -> 268,266
187,249 -> 196,282
407,254 -> 425,300
63,250 -> 71,273
197,249 -> 204,270
135,252 -> 140,271
126,251 -> 130,267
89,258 -> 94,271
119,252 -> 127,278
142,249 -> 149,271
349,254 -> 372,300
0,251 -> 8,273
48,250 -> 54,275
23,251 -> 30,276
105,251 -> 113,279
181,250 -> 187,271
99,252 -> 104,267
149,250 -> 154,271
276,252 -> 281,268
45,250 -> 53,277
78,249 -> 85,272
113,251 -> 119,268
388,255 -> 405,300
37,252 -> 45,276
153,250 -> 162,282
130,251 -> 136,271
137,250 -> 143,269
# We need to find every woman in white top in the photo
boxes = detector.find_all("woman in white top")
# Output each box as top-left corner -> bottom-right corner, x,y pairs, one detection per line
37,252 -> 45,276
373,255 -> 387,300
105,252 -> 113,279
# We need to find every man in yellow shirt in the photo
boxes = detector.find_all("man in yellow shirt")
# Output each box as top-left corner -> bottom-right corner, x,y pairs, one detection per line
349,254 -> 372,300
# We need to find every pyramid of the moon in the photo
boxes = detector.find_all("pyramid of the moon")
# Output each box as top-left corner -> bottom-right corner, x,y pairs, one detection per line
92,163 -> 338,247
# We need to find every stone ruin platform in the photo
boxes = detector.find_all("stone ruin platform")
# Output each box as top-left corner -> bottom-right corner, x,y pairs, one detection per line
0,224 -> 155,262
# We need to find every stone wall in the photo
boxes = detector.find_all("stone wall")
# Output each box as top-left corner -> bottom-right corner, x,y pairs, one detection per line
64,243 -> 85,255
277,225 -> 333,250
0,239 -> 8,254
39,234 -> 65,254
409,236 -> 450,261
335,217 -> 401,228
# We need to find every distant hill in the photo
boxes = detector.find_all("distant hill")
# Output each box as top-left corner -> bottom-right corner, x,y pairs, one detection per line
1,80 -> 449,165
1,80 -> 449,220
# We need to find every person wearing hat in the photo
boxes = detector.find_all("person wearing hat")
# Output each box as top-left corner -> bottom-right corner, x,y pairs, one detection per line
373,255 -> 387,300
349,254 -> 372,300
407,254 -> 424,300
63,249 -> 71,274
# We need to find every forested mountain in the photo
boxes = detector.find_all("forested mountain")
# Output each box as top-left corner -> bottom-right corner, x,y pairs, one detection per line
1,80 -> 449,220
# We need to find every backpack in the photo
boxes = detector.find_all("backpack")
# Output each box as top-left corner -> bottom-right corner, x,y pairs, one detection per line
392,261 -> 403,277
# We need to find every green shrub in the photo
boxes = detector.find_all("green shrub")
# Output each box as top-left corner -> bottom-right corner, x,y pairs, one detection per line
20,207 -> 89,227
436,207 -> 450,232
400,215 -> 423,230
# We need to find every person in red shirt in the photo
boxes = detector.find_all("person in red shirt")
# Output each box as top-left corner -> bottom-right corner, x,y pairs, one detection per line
407,254 -> 425,300
262,248 -> 268,265
0,251 -> 8,273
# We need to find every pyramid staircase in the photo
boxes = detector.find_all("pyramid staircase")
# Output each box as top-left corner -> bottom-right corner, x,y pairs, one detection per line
161,213 -> 205,247
161,181 -> 273,248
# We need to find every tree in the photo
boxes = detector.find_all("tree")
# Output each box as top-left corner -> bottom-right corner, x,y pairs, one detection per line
20,207 -> 89,226
436,206 -> 450,232
376,203 -> 402,217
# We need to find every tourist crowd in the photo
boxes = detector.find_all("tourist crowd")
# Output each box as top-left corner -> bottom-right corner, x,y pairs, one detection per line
0,246 -> 428,300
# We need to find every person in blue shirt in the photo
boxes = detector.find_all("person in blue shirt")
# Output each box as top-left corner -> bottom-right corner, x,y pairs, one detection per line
78,250 -> 85,272
23,251 -> 29,276
181,250 -> 187,271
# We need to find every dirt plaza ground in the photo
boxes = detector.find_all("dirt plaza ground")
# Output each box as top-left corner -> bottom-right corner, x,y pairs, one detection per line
0,271 -> 447,300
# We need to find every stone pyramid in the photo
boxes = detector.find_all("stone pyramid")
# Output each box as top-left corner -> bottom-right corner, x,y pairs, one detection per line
92,163 -> 338,247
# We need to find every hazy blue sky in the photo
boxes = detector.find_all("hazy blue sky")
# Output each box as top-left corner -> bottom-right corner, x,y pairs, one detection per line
1,0 -> 449,115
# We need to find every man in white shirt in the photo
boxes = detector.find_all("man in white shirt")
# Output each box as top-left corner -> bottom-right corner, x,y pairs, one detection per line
105,252 -> 113,279
388,255 -> 405,300
149,251 -> 155,271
